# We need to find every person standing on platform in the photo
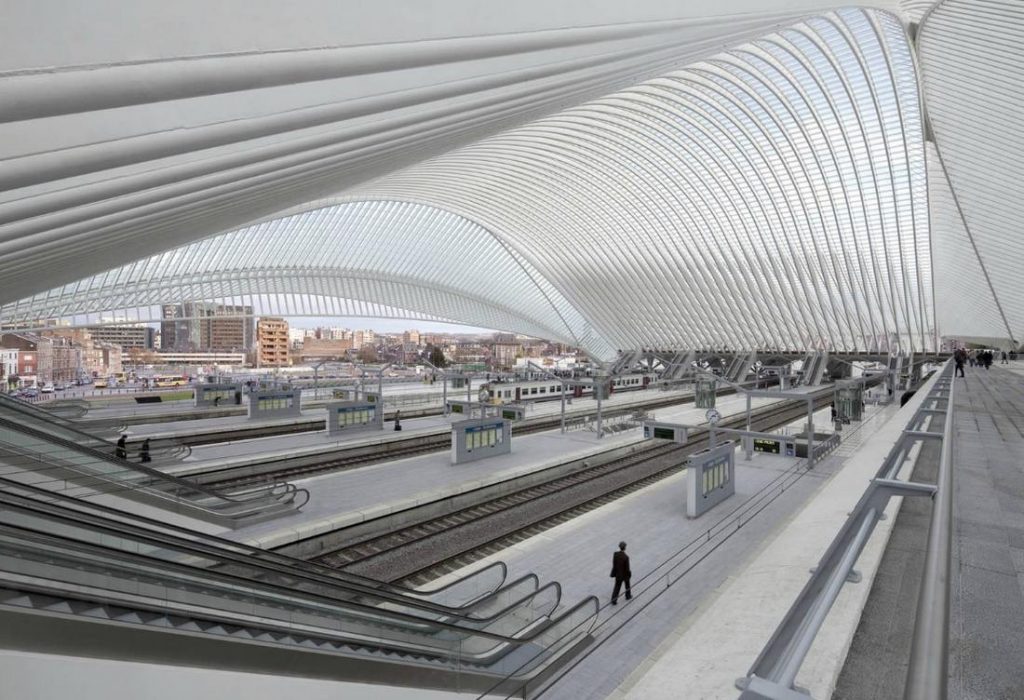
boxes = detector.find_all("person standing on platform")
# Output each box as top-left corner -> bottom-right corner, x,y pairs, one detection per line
610,541 -> 632,605
139,438 -> 152,464
115,434 -> 128,460
394,410 -> 402,431
955,349 -> 966,378
1001,350 -> 1009,365
983,350 -> 993,370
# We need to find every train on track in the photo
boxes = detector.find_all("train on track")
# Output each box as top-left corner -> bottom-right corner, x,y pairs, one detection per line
483,374 -> 651,403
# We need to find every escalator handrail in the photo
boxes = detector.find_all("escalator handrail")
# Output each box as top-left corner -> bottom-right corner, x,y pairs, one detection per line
0,485 -> 545,624
0,474 -> 507,602
0,440 -> 298,524
0,516 -> 594,654
0,415 -> 295,512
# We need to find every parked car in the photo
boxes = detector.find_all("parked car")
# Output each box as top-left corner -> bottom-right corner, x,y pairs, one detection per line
22,388 -> 40,398
40,383 -> 54,393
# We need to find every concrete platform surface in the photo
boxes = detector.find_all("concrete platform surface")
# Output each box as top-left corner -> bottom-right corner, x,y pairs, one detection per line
615,376 -> 930,700
423,392 -> 898,699
222,392 -> 788,549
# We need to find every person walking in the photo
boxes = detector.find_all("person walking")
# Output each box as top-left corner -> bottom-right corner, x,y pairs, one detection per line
610,541 -> 632,605
394,409 -> 402,432
139,438 -> 152,464
115,434 -> 128,460
1001,350 -> 1009,365
983,350 -> 993,370
955,349 -> 966,378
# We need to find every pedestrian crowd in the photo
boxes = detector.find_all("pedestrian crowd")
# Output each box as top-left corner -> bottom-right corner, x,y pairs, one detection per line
953,348 -> 1014,378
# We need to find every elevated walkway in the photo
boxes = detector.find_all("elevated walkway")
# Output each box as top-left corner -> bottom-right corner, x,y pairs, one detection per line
835,363 -> 1024,699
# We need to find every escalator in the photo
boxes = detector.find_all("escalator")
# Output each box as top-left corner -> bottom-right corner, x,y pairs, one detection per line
0,478 -> 598,694
0,408 -> 308,527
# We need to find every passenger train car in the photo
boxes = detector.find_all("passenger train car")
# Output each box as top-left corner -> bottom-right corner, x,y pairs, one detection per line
483,374 -> 650,403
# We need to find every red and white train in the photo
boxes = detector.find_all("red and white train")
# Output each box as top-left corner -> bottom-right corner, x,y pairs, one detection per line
483,374 -> 651,403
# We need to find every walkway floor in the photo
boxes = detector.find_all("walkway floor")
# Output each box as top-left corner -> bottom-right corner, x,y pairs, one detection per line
836,363 -> 1024,700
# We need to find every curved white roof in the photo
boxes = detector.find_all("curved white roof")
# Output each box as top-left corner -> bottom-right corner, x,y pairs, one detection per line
1,0 -> 1021,358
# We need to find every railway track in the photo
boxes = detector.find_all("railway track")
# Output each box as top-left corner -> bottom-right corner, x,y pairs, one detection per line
306,390 -> 836,586
188,385 -> 762,491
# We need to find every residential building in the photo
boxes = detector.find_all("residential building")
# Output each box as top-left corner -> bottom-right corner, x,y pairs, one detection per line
1,349 -> 18,387
85,323 -> 155,350
257,317 -> 290,367
160,302 -> 254,352
101,343 -> 123,376
491,334 -> 522,369
50,336 -> 80,383
403,330 -> 421,346
1,333 -> 54,384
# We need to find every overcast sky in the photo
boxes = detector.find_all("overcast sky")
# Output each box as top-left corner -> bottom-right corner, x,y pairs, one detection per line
282,317 -> 496,334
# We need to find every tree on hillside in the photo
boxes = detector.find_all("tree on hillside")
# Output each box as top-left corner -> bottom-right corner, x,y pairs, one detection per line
428,345 -> 447,368
357,345 -> 379,364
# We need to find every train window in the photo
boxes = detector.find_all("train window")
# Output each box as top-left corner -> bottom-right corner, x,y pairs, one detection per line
540,387 -> 546,394
531,388 -> 537,395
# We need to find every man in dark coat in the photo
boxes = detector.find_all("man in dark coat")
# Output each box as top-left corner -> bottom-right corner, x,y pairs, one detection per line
115,434 -> 128,460
610,541 -> 632,605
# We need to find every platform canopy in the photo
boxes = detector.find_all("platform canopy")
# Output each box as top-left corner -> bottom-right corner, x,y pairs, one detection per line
0,0 -> 1020,358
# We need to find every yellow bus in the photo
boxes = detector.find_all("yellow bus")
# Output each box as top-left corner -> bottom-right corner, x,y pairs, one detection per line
154,375 -> 188,388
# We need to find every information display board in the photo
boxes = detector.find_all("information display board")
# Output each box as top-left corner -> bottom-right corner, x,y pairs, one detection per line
641,420 -> 689,444
451,418 -> 512,464
446,399 -> 497,419
685,441 -> 736,518
194,383 -> 242,408
248,389 -> 301,420
325,400 -> 382,435
332,388 -> 355,401
499,404 -> 527,421
742,435 -> 796,457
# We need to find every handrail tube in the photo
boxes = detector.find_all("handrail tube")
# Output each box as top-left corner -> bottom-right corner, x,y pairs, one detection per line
0,518 -> 573,651
0,440 -> 303,524
0,491 -> 544,626
0,416 -> 301,519
0,521 -> 598,663
0,475 -> 507,605
904,367 -> 956,698
738,362 -> 954,697
778,508 -> 876,688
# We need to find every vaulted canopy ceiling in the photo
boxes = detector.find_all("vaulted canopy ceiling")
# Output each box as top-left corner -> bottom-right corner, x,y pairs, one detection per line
1,0 -> 1020,358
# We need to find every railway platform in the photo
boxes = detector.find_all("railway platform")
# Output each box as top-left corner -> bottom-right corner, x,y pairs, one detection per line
146,384 -> 723,474
419,381 -> 908,699
220,390 -> 809,549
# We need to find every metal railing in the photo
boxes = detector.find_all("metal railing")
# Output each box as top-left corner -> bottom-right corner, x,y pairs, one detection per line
738,361 -> 954,699
904,363 -> 956,699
